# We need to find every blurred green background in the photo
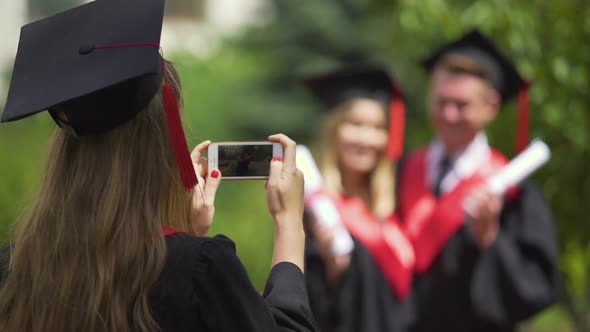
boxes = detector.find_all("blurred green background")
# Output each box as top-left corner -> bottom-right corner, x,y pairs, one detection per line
1,0 -> 589,331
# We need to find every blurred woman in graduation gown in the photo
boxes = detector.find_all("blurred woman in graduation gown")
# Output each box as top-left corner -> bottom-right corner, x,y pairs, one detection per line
396,30 -> 559,332
301,65 -> 415,332
0,1 -> 319,331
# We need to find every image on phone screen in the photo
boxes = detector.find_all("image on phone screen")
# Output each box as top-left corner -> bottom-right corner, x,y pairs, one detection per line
218,144 -> 273,177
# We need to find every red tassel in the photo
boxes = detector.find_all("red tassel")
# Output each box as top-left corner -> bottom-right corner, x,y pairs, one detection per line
516,82 -> 530,153
162,82 -> 198,190
387,85 -> 405,160
88,43 -> 197,189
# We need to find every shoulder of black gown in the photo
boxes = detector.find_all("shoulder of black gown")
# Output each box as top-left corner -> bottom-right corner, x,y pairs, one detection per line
0,245 -> 11,283
194,234 -> 319,332
469,180 -> 559,325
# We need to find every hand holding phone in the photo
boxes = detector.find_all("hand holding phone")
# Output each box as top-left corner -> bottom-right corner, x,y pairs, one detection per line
190,140 -> 222,235
266,134 -> 305,272
208,142 -> 283,180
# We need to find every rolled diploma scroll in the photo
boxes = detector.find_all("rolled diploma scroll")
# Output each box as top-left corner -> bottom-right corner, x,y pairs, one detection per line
296,145 -> 354,255
487,139 -> 551,194
464,139 -> 551,214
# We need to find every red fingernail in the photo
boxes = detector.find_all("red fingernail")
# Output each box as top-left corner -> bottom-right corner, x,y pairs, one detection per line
272,157 -> 282,162
211,170 -> 220,178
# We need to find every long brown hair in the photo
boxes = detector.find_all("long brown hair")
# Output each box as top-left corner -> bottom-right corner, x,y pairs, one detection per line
0,61 -> 194,331
318,99 -> 396,219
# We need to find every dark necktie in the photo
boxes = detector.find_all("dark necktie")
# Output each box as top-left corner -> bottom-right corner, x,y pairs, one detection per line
433,156 -> 451,198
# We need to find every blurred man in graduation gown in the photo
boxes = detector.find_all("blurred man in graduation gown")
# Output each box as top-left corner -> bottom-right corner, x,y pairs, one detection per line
396,30 -> 559,332
301,65 -> 415,332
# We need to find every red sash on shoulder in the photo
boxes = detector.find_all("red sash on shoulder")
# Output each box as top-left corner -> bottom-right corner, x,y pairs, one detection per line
397,148 -> 509,274
334,195 -> 415,300
162,226 -> 184,237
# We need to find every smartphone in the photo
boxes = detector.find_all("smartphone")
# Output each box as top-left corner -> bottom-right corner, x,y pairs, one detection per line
208,142 -> 283,179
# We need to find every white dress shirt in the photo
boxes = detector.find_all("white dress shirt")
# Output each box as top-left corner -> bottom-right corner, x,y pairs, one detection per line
427,133 -> 491,195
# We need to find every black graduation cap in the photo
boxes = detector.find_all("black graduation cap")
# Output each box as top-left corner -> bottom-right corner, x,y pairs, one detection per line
1,0 -> 198,189
2,0 -> 163,134
302,65 -> 405,160
422,29 -> 531,153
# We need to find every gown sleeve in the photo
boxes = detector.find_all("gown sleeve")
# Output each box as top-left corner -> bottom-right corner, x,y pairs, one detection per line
467,182 -> 559,325
193,235 -> 319,332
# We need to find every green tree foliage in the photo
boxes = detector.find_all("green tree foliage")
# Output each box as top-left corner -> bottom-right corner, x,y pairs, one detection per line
28,0 -> 79,18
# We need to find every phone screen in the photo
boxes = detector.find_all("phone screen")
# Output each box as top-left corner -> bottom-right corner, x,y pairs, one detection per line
218,144 -> 273,177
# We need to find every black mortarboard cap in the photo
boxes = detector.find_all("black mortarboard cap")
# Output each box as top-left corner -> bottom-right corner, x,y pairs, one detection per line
1,0 -> 199,189
302,65 -> 394,110
422,29 -> 527,103
422,29 -> 531,152
302,65 -> 406,160
1,0 -> 164,135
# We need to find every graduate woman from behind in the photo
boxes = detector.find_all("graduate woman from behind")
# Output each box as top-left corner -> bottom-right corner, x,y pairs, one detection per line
302,65 -> 415,332
0,1 -> 318,331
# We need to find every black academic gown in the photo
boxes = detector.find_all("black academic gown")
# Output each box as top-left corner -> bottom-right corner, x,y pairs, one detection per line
408,181 -> 559,332
0,234 -> 319,332
305,235 -> 414,332
152,233 -> 318,331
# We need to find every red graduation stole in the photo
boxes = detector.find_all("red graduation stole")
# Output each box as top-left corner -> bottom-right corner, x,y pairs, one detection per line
334,195 -> 415,300
397,148 -> 509,274
162,226 -> 184,237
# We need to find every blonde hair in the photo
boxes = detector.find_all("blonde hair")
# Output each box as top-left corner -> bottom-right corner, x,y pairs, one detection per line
318,99 -> 395,219
433,53 -> 500,103
0,61 -> 193,331
436,53 -> 493,85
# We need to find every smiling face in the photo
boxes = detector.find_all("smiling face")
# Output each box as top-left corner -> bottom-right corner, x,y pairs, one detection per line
335,98 -> 388,174
428,67 -> 500,154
